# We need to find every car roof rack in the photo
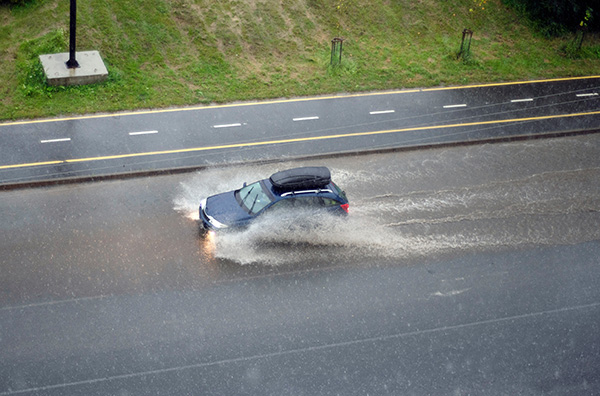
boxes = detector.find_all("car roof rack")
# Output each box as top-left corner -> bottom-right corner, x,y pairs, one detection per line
269,166 -> 331,191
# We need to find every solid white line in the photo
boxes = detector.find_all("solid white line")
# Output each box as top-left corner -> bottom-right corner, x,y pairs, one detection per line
510,98 -> 534,103
292,116 -> 319,122
369,110 -> 395,115
576,93 -> 598,97
0,295 -> 111,311
40,138 -> 71,143
213,123 -> 242,129
443,104 -> 467,109
128,130 -> 158,136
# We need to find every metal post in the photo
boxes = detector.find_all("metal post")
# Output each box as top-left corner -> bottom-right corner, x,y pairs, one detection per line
458,29 -> 473,59
66,0 -> 79,68
330,39 -> 335,65
330,37 -> 345,66
466,29 -> 472,54
575,28 -> 585,51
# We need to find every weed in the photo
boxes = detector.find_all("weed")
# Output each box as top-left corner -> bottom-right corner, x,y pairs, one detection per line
16,29 -> 66,97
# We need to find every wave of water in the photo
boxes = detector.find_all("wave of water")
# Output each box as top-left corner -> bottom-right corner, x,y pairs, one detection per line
173,147 -> 600,265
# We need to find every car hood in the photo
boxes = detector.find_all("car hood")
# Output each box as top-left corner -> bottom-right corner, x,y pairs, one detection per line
204,191 -> 252,227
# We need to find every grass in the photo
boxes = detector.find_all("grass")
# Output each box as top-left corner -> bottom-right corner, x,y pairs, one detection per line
0,0 -> 599,121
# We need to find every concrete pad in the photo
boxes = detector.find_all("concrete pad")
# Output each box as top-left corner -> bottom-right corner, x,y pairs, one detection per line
39,50 -> 108,86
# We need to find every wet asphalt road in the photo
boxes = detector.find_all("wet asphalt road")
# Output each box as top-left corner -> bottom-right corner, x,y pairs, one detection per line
1,76 -> 599,186
1,134 -> 599,395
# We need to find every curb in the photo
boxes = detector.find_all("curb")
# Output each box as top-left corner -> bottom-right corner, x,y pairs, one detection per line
1,128 -> 599,191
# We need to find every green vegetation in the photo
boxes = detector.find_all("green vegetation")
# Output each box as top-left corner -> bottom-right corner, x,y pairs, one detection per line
502,0 -> 598,37
0,0 -> 599,121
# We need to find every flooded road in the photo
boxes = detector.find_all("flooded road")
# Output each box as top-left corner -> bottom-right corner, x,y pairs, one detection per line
175,135 -> 600,266
2,134 -> 599,395
1,134 -> 598,303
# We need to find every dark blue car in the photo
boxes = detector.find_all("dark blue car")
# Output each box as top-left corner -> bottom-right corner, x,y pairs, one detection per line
199,167 -> 349,231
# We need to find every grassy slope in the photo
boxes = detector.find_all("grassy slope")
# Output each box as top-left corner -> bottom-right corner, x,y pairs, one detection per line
0,0 -> 598,121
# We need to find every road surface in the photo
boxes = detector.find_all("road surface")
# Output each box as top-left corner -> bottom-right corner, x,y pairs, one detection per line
1,76 -> 599,186
1,134 -> 599,395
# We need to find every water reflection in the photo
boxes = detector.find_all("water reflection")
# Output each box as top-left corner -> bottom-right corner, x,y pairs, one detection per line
199,230 -> 217,259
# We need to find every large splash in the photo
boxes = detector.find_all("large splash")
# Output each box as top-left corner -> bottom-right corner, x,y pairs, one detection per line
173,140 -> 600,266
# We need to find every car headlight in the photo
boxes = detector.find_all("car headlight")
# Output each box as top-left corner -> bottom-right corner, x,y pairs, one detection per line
200,198 -> 228,229
207,214 -> 229,229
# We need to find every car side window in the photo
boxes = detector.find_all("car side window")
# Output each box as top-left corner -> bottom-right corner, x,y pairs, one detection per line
268,198 -> 296,211
270,196 -> 339,211
322,198 -> 340,206
294,196 -> 323,208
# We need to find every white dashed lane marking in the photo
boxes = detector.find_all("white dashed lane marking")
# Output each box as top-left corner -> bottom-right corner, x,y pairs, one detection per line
293,116 -> 319,121
443,104 -> 467,109
576,93 -> 598,97
510,98 -> 534,103
129,130 -> 158,136
40,138 -> 71,144
213,123 -> 242,129
369,110 -> 395,115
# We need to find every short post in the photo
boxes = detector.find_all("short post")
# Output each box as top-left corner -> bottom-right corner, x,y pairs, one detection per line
458,29 -> 473,59
66,0 -> 79,68
330,37 -> 345,66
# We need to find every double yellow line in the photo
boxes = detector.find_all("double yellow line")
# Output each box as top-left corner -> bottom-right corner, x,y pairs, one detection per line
2,110 -> 599,171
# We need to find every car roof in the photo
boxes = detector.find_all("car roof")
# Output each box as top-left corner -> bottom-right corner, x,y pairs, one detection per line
269,166 -> 331,191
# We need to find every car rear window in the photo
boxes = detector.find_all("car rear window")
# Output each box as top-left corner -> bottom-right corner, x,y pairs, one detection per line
331,181 -> 348,202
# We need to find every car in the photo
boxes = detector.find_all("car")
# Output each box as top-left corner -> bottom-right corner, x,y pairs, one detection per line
199,166 -> 349,231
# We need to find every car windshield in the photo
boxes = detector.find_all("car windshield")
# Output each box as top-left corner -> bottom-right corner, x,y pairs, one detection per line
236,181 -> 274,215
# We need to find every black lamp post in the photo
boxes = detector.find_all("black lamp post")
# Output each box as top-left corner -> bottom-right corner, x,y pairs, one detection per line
66,0 -> 79,68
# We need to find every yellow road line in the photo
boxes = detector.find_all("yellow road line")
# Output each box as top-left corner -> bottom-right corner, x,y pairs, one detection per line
0,160 -> 64,169
2,110 -> 599,171
1,76 -> 599,127
421,75 -> 600,91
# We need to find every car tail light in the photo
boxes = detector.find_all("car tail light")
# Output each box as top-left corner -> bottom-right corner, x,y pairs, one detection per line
340,203 -> 349,213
